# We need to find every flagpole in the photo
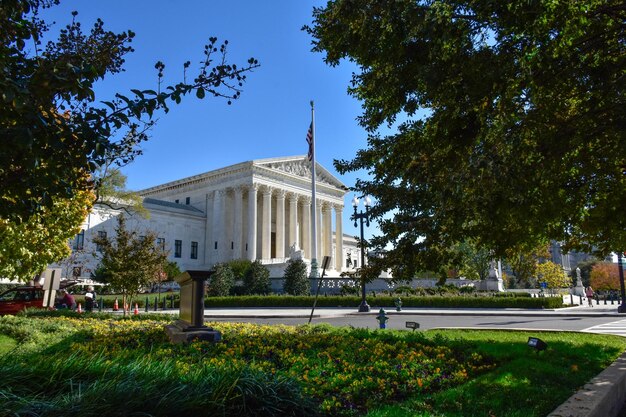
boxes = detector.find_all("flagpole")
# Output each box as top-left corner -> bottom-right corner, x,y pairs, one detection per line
309,100 -> 318,278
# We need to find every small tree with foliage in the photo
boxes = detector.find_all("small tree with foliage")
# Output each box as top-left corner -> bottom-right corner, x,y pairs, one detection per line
590,262 -> 620,291
536,261 -> 570,291
207,263 -> 235,296
92,215 -> 167,315
283,258 -> 309,296
243,260 -> 271,295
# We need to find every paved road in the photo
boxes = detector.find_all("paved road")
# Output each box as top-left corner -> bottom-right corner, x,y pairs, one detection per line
201,300 -> 626,336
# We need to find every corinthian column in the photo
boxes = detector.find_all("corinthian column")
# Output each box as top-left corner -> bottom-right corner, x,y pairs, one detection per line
247,184 -> 258,261
302,196 -> 311,258
334,205 -> 343,272
276,190 -> 286,258
316,200 -> 323,261
323,204 -> 332,262
233,186 -> 243,259
262,186 -> 272,260
212,189 -> 225,263
288,193 -> 299,249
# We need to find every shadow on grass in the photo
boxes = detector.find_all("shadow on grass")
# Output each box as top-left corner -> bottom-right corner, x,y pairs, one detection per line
367,329 -> 626,417
0,314 -> 317,417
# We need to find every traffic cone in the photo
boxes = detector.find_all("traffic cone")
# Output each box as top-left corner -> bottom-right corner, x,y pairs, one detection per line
133,303 -> 139,315
77,303 -> 82,314
113,298 -> 119,311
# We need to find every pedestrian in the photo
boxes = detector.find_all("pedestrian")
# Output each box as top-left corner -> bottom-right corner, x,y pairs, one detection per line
58,289 -> 77,310
585,286 -> 594,307
84,285 -> 97,312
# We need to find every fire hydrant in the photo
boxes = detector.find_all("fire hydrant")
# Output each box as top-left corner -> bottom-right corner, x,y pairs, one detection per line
376,308 -> 389,329
394,297 -> 402,311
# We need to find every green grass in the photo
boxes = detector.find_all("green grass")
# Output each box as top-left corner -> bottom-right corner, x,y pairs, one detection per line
0,334 -> 16,356
0,313 -> 624,417
366,330 -> 620,417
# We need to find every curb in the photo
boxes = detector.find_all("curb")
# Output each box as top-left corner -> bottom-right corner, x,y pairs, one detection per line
548,351 -> 626,417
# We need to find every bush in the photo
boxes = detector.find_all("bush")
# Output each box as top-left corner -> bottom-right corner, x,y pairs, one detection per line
283,259 -> 309,295
207,263 -> 235,296
243,260 -> 271,295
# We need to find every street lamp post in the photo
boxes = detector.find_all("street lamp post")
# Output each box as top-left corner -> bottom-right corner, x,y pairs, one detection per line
618,252 -> 626,313
352,195 -> 371,313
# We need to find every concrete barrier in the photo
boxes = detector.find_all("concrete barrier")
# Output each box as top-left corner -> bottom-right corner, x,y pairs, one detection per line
548,351 -> 626,417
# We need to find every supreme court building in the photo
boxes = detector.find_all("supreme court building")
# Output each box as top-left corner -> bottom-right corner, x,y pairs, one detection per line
60,156 -> 359,280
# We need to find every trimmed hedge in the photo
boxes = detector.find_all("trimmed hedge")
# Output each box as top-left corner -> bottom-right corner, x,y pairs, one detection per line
91,293 -> 563,310
204,294 -> 563,309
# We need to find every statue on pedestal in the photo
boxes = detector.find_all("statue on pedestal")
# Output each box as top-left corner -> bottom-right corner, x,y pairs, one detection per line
573,267 -> 585,296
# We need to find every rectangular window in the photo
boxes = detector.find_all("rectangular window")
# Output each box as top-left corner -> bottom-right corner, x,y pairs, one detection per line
174,240 -> 182,258
157,238 -> 165,250
191,241 -> 198,259
96,231 -> 107,252
175,199 -> 179,204
73,230 -> 85,250
185,197 -> 190,205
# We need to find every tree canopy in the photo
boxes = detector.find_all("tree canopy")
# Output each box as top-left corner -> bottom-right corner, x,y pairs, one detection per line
0,183 -> 94,280
305,0 -> 625,277
1,0 -> 259,223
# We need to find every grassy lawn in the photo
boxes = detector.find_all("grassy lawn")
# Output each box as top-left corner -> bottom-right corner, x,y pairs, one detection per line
0,333 -> 16,356
0,311 -> 624,416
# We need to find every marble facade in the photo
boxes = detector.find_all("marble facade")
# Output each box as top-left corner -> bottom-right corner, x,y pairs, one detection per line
56,156 -> 353,279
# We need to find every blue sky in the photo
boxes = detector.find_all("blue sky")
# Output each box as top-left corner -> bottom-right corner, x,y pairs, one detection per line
41,1 -> 378,236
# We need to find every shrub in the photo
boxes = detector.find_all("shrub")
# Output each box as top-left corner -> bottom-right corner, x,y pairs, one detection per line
243,260 -> 271,295
207,263 -> 235,296
283,259 -> 309,295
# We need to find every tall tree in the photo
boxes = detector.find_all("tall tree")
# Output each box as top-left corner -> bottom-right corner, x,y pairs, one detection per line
1,0 -> 259,223
92,215 -> 167,315
304,0 -> 626,277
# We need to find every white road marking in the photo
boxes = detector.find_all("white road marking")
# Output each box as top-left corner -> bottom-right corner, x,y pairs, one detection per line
582,319 -> 626,337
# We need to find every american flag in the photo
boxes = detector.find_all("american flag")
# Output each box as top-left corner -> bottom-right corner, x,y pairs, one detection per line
306,122 -> 313,161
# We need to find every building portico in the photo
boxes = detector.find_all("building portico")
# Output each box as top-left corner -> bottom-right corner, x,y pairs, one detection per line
139,156 -> 348,275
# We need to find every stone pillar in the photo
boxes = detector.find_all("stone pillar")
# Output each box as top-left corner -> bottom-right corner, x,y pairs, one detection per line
212,189 -> 225,263
204,193 -> 213,264
323,204 -> 332,263
288,193 -> 299,249
233,186 -> 243,259
247,184 -> 258,261
316,200 -> 323,261
334,205 -> 343,272
275,190 -> 286,258
262,186 -> 272,260
302,196 -> 311,259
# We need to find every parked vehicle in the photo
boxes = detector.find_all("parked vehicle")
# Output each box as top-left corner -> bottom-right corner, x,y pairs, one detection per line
0,281 -> 77,315
0,286 -> 46,315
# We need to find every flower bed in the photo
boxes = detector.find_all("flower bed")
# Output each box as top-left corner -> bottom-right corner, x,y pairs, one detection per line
0,315 -> 494,416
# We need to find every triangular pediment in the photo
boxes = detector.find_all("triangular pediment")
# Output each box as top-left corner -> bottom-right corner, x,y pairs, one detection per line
254,156 -> 347,190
